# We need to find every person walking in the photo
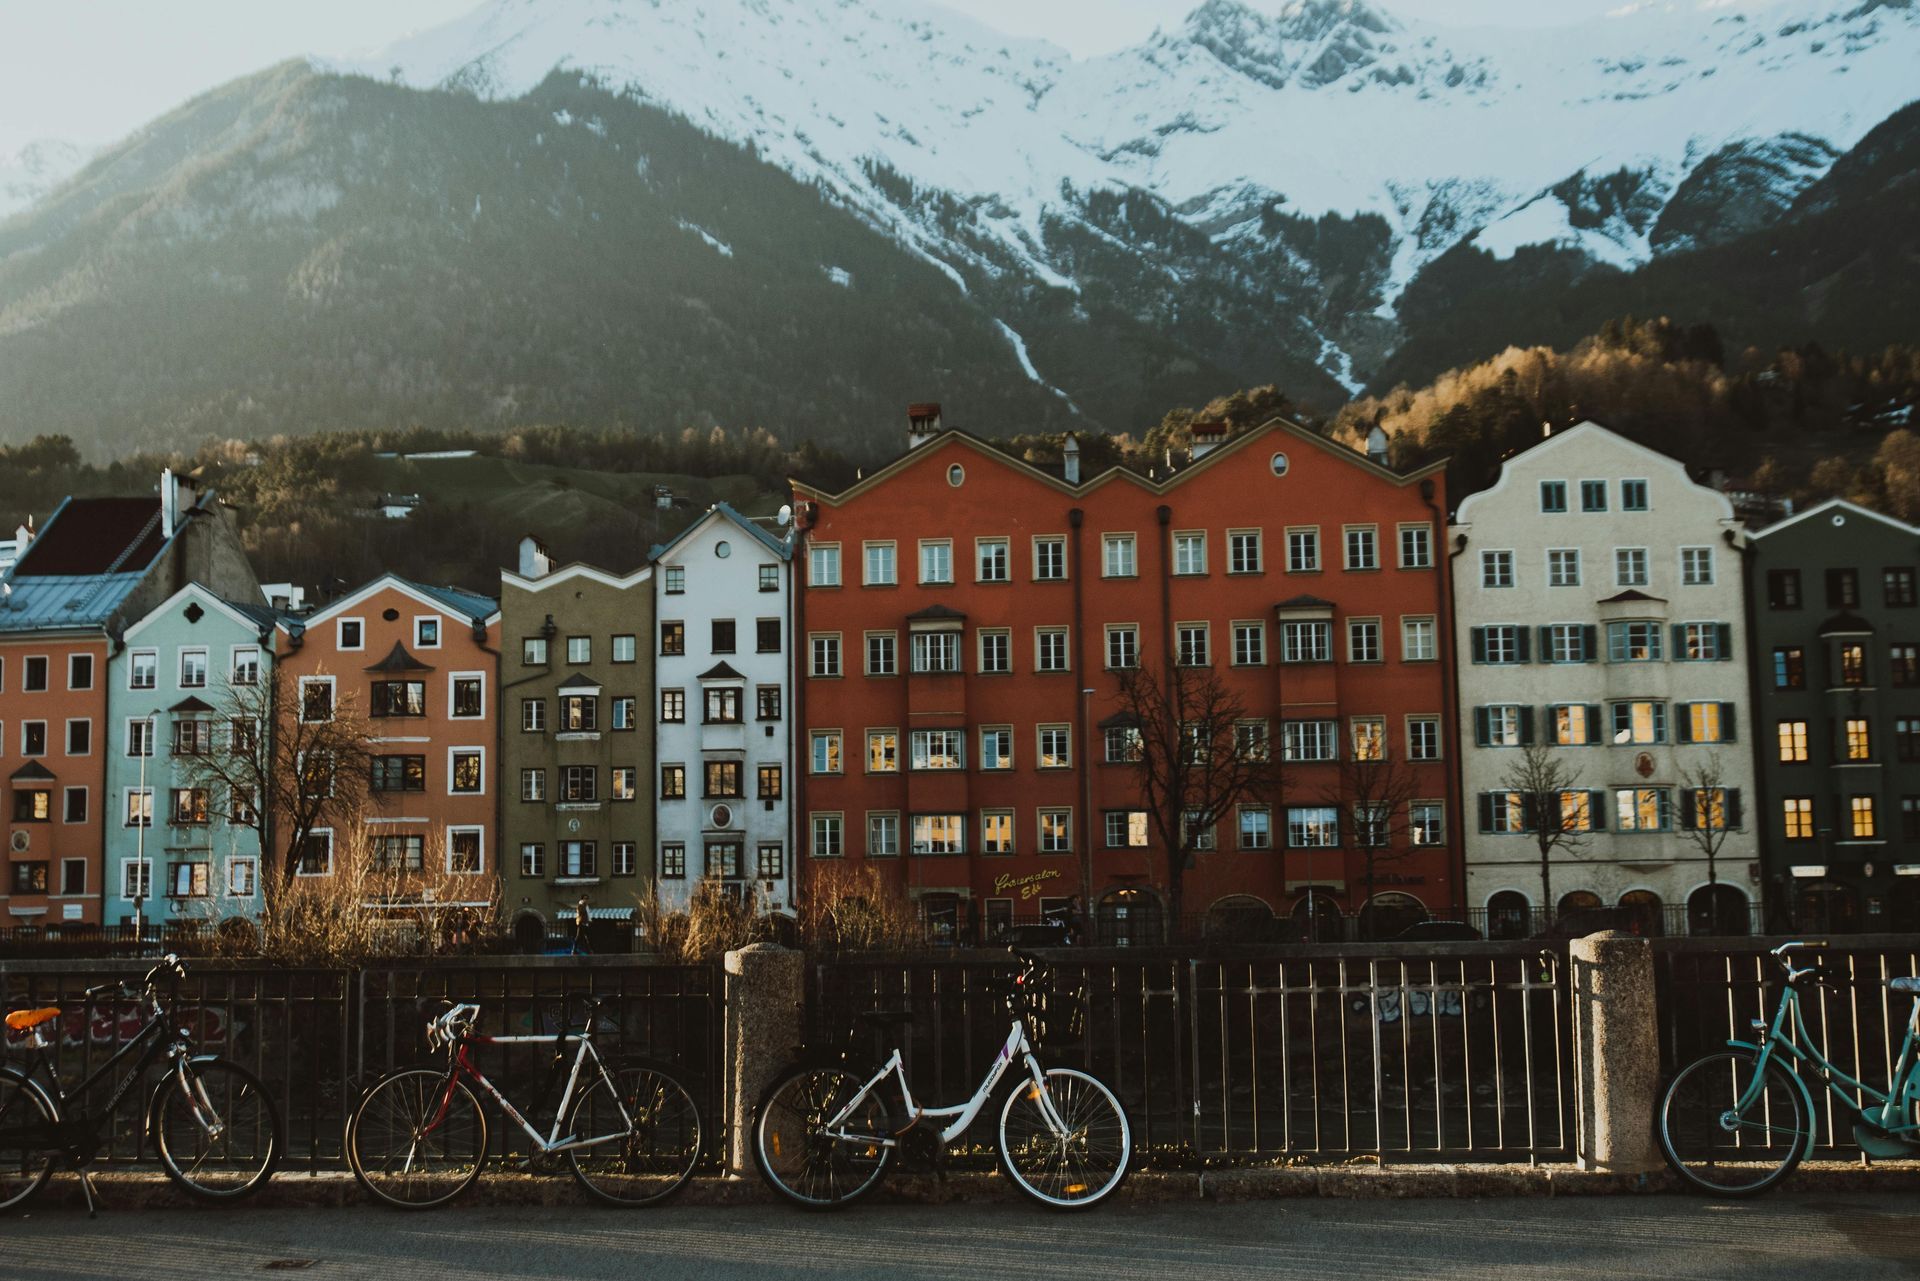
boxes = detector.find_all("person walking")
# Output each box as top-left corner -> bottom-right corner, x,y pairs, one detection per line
571,896 -> 591,956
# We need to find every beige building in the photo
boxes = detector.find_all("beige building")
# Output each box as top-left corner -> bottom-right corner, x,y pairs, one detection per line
1452,421 -> 1757,937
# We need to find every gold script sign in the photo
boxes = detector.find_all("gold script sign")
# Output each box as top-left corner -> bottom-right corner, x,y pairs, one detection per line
992,868 -> 1063,901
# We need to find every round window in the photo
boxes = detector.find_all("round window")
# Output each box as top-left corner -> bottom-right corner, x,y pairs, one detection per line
715,540 -> 731,558
1831,514 -> 1846,527
1270,452 -> 1290,477
948,464 -> 965,487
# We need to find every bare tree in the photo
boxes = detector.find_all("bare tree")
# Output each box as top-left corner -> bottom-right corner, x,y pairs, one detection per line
1677,753 -> 1742,933
1496,743 -> 1587,920
1113,662 -> 1276,929
1317,740 -> 1425,940
177,664 -> 373,906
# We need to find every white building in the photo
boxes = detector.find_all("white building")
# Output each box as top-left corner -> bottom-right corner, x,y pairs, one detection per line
650,504 -> 795,918
1452,421 -> 1758,937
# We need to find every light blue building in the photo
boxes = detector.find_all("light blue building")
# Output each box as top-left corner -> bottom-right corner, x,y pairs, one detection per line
105,583 -> 279,931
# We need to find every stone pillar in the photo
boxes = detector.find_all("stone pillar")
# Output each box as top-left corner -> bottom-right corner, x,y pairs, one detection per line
723,943 -> 805,1176
1569,931 -> 1661,1172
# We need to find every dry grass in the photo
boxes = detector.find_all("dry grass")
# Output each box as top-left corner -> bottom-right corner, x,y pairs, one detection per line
634,880 -> 784,963
799,863 -> 921,953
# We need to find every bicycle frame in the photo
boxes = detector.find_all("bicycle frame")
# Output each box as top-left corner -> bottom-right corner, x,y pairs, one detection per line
1,995 -> 199,1155
819,1018 -> 1070,1149
1733,978 -> 1920,1141
432,1007 -> 633,1155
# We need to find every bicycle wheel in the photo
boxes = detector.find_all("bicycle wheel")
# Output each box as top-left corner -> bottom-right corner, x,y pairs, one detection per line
566,1060 -> 703,1207
348,1068 -> 487,1209
998,1068 -> 1131,1209
0,1072 -> 57,1212
1658,1050 -> 1810,1196
752,1064 -> 892,1209
152,1058 -> 282,1199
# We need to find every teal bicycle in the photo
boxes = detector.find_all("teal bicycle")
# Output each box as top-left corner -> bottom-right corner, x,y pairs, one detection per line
1657,940 -> 1920,1195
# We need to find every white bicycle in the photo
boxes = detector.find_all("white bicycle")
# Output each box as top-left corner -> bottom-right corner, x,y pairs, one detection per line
752,949 -> 1131,1210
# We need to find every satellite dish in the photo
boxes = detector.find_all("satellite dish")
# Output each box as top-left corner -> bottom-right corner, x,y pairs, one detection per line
776,504 -> 793,527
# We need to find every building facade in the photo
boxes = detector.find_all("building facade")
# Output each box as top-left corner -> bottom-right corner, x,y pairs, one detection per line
651,505 -> 794,919
1748,499 -> 1920,932
274,575 -> 499,913
104,584 -> 278,930
1452,421 -> 1758,937
498,538 -> 655,949
792,414 -> 1458,943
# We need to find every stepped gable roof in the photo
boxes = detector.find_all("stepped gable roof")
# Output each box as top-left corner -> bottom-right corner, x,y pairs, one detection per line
365,641 -> 433,673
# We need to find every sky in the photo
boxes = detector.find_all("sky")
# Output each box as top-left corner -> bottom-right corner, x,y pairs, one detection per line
0,0 -> 1715,156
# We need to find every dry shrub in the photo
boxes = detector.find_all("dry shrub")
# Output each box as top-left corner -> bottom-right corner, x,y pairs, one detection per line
634,880 -> 782,963
800,863 -> 919,953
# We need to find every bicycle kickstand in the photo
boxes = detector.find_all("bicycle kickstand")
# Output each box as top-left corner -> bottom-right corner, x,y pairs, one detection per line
77,1167 -> 103,1219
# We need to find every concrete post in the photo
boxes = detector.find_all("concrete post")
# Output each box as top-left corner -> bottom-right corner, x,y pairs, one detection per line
1569,931 -> 1661,1172
723,943 -> 805,1176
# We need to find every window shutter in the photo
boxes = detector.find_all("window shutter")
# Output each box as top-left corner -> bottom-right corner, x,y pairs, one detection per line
1520,792 -> 1541,832
1586,705 -> 1603,744
1478,793 -> 1496,833
1671,623 -> 1686,658
1470,628 -> 1487,663
1589,791 -> 1608,830
1582,625 -> 1598,662
1727,789 -> 1744,830
1721,703 -> 1737,742
1679,790 -> 1698,831
1518,706 -> 1536,746
1515,628 -> 1532,662
1538,625 -> 1554,659
1675,710 -> 1693,744
1716,623 -> 1733,659
1474,707 -> 1491,748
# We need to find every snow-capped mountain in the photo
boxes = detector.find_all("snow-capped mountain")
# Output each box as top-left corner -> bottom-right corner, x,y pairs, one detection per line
0,139 -> 88,220
349,0 -> 1920,389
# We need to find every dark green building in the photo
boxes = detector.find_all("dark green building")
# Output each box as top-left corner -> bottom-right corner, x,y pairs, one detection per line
1749,499 -> 1920,932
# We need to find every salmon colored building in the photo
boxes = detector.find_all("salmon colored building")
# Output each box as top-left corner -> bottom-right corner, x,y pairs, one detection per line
791,411 -> 1459,943
275,575 -> 500,911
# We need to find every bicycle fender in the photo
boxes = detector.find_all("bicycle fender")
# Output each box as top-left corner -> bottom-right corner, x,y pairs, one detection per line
0,1064 -> 60,1124
1716,1039 -> 1819,1161
1722,1038 -> 1765,1053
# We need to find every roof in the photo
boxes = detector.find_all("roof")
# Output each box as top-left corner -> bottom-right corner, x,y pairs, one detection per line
698,661 -> 745,681
649,502 -> 792,564
297,574 -> 497,632
0,573 -> 144,634
1454,420 -> 1737,529
10,497 -> 165,577
394,578 -> 497,624
9,761 -> 54,782
123,582 -> 284,643
555,672 -> 601,691
1598,589 -> 1667,604
1097,711 -> 1142,730
169,695 -> 215,713
1818,610 -> 1875,636
1750,497 -> 1920,542
1276,594 -> 1335,609
906,603 -> 967,621
365,641 -> 433,673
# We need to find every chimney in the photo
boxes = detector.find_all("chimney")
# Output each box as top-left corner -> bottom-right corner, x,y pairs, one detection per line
518,534 -> 554,579
1190,420 -> 1229,460
1062,432 -> 1081,485
161,467 -> 177,538
14,516 -> 31,550
1366,424 -> 1390,466
1542,420 -> 1554,439
907,402 -> 943,450
653,484 -> 673,510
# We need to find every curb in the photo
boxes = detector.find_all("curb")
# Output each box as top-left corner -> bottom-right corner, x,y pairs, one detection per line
25,1159 -> 1920,1212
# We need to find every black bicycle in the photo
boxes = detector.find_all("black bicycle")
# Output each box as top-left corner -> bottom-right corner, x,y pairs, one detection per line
0,954 -> 282,1213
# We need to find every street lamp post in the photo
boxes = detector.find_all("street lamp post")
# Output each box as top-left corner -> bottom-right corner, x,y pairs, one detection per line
132,708 -> 161,944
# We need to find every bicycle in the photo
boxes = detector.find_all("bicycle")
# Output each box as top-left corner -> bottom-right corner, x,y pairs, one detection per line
1657,939 -> 1920,1195
752,948 -> 1132,1210
0,954 -> 281,1214
345,993 -> 702,1208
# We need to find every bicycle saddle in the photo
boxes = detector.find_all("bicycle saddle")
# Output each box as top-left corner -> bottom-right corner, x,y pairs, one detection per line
5,1007 -> 60,1031
1889,976 -> 1920,994
857,1009 -> 914,1028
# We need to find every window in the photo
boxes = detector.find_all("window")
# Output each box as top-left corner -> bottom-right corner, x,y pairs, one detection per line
910,729 -> 964,771
1286,807 -> 1338,847
63,788 -> 86,824
1607,621 -> 1663,663
911,631 -> 960,673
521,843 -> 545,878
757,765 -> 782,799
1401,617 -> 1436,663
913,815 -> 966,856
756,619 -> 781,654
660,765 -> 686,800
129,650 -> 156,689
1038,810 -> 1074,854
1849,795 -> 1877,839
1173,531 -> 1206,576
1238,806 -> 1272,850
918,540 -> 953,584
980,812 -> 1013,856
1106,625 -> 1139,670
757,686 -> 782,720
663,566 -> 686,596
810,544 -> 841,587
710,620 -> 735,654
1827,568 -> 1860,608
1846,718 -> 1873,761
230,785 -> 257,826
230,647 -> 260,685
1841,643 -> 1868,686
169,718 -> 209,757
756,844 -> 784,880
869,814 -> 901,858
978,630 -> 1011,674
1580,480 -> 1608,512
1778,720 -> 1809,763
1351,718 -> 1385,761
1774,647 -> 1805,690
811,731 -> 843,774
1233,720 -> 1270,763
1891,644 -> 1919,688
1287,528 -> 1320,573
126,719 -> 154,758
1782,797 -> 1814,841
123,858 -> 152,899
811,633 -> 841,678
1677,622 -> 1727,662
67,653 -> 93,690
1103,534 -> 1136,578
522,698 -> 546,733
65,719 -> 89,756
866,631 -> 898,676
295,832 -> 332,876
1481,550 -> 1514,589
1399,524 -> 1432,569
1231,622 -> 1265,666
1615,548 -> 1649,587
1679,702 -> 1733,744
611,767 -> 636,802
1474,624 -> 1528,664
1230,530 -> 1263,574
1176,623 -> 1210,667
705,841 -> 742,881
1540,481 -> 1567,513
1474,706 -> 1529,748
1344,526 -> 1378,571
660,689 -> 686,723
703,762 -> 741,798
1544,548 -> 1580,589
373,835 -> 425,871
125,788 -> 153,828
521,768 -> 547,802
1410,801 -> 1445,846
1038,725 -> 1071,769
1033,536 -> 1066,581
450,675 -> 490,721
445,829 -> 483,874
1347,619 -> 1380,664
10,862 -> 48,894
178,649 -> 208,688
980,726 -> 1013,770
414,616 -> 440,648
22,655 -> 47,691
1614,788 -> 1673,832
660,843 -> 688,878
1104,725 -> 1141,763
167,862 -> 210,899
1886,568 -> 1917,608
12,789 -> 49,822
1281,720 -> 1339,761
1542,623 -> 1592,664
1408,717 -> 1441,761
226,858 -> 256,897
864,542 -> 896,586
337,619 -> 363,651
1768,569 -> 1802,610
1036,628 -> 1070,672
523,637 -> 549,665
965,538 -> 1007,585
21,721 -> 44,756
867,731 -> 899,773
1622,479 -> 1648,511
371,755 -> 426,792
1611,700 -> 1668,745
371,680 -> 426,718
660,621 -> 685,656
450,749 -> 484,794
1281,621 -> 1331,664
1680,547 -> 1714,586
703,687 -> 741,724
759,565 -> 779,594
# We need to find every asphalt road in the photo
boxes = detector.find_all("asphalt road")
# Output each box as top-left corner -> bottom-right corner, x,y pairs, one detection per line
8,1195 -> 1919,1279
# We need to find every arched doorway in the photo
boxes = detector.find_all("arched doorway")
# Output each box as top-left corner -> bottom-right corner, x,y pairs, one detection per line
1687,884 -> 1751,936
1358,892 -> 1428,941
1618,889 -> 1664,937
1485,891 -> 1532,940
1796,881 -> 1860,934
1290,892 -> 1346,944
1557,890 -> 1601,916
1096,887 -> 1165,947
1205,895 -> 1277,943
512,911 -> 547,954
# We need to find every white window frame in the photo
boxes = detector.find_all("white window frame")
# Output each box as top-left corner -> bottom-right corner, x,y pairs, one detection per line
413,615 -> 442,649
1401,616 -> 1436,663
178,647 -> 209,689
296,828 -> 334,877
1102,533 -> 1137,579
1172,530 -> 1207,577
128,649 -> 158,691
1343,525 -> 1378,572
1032,536 -> 1067,581
1680,546 -> 1715,587
337,617 -> 365,652
447,746 -> 487,796
975,537 -> 1010,584
809,543 -> 842,588
448,671 -> 487,720
446,825 -> 486,875
1546,548 -> 1580,588
863,540 -> 897,587
1229,529 -> 1263,575
918,539 -> 954,585
298,675 -> 336,723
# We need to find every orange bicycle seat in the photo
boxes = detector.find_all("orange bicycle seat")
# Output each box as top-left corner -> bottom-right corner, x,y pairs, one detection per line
5,1007 -> 61,1031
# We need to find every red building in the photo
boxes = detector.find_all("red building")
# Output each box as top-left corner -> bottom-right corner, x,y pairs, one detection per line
792,412 -> 1459,943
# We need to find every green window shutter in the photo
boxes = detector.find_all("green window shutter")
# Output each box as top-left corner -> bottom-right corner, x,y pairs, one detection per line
1589,791 -> 1609,830
1727,789 -> 1744,830
1671,623 -> 1687,658
1716,623 -> 1733,660
1676,708 -> 1693,744
1721,703 -> 1738,742
1679,789 -> 1698,830
1582,625 -> 1597,661
1515,628 -> 1532,662
1518,706 -> 1536,745
1469,628 -> 1487,663
1586,705 -> 1604,744
1478,793 -> 1496,833
1473,707 -> 1491,747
